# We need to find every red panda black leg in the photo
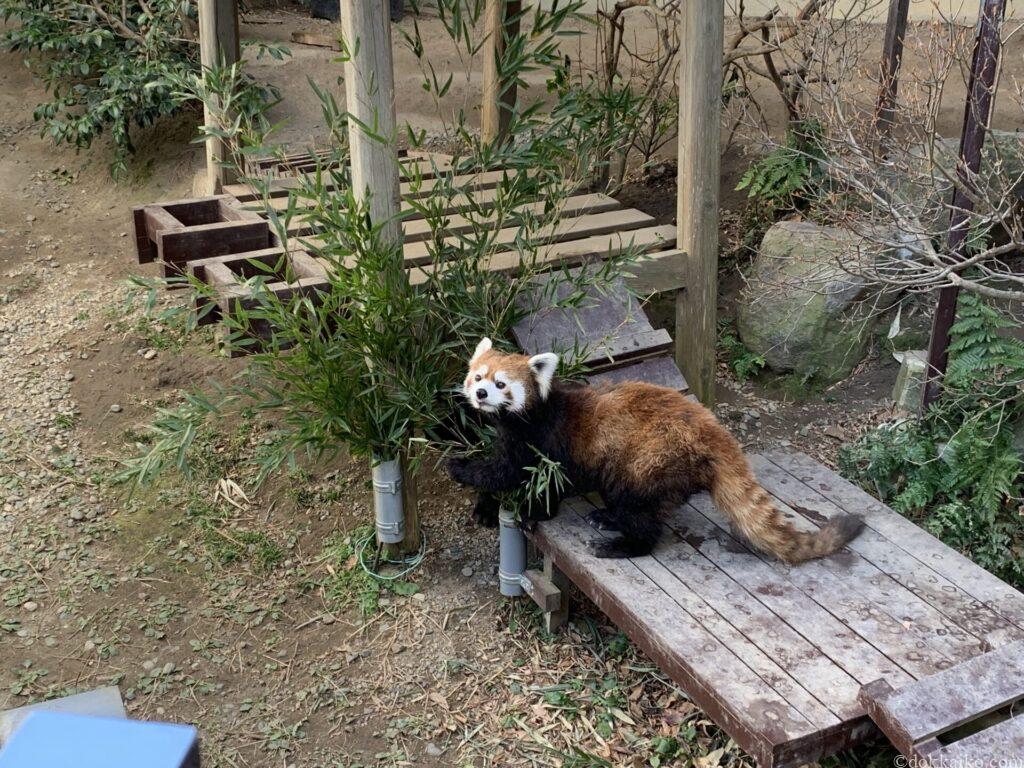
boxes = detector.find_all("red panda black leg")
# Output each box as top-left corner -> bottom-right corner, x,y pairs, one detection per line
584,508 -> 622,532
447,456 -> 527,493
471,493 -> 500,528
591,502 -> 662,559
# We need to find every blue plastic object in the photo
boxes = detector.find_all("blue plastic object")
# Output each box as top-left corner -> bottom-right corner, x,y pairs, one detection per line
0,711 -> 199,768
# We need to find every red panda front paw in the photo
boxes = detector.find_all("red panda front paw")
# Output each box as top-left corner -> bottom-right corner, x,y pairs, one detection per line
518,515 -> 538,533
471,494 -> 500,527
446,457 -> 471,484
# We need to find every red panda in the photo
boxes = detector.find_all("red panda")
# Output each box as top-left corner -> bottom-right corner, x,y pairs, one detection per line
447,338 -> 864,563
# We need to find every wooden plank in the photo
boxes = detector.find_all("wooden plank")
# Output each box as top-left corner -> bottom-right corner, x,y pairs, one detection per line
529,503 -> 822,767
756,454 -> 1021,649
664,500 -> 914,692
156,220 -> 272,273
746,457 -> 987,667
934,711 -> 1024,764
186,247 -> 287,285
583,498 -> 861,723
587,356 -> 689,393
765,451 -> 1024,632
688,491 -> 964,680
578,329 -> 673,370
406,225 -> 676,286
860,641 -> 1024,744
224,157 -> 475,202
399,193 -> 621,243
599,534 -> 846,728
282,192 -> 621,242
290,30 -> 341,50
399,208 -> 655,267
623,248 -> 687,295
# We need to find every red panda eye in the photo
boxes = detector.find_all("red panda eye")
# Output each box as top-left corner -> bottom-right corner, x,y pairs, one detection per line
495,381 -> 506,390
474,375 -> 481,382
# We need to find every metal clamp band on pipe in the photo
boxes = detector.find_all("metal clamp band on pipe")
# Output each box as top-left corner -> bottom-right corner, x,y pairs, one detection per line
372,458 -> 405,544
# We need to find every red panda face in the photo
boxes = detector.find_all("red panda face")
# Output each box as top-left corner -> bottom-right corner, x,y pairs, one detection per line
462,338 -> 558,414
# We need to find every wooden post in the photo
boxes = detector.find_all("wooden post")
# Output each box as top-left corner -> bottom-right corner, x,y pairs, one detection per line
922,0 -> 1005,409
481,0 -> 522,147
198,0 -> 240,194
874,0 -> 910,141
339,0 -> 417,551
675,0 -> 723,408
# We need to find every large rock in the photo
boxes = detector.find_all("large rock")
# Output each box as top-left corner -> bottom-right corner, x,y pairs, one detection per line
737,220 -> 888,384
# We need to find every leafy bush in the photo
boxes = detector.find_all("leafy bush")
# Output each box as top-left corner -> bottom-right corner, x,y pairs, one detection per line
1,0 -> 280,175
839,292 -> 1024,586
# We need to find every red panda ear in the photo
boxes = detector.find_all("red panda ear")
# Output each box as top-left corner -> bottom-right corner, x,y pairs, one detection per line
471,337 -> 492,363
527,352 -> 559,400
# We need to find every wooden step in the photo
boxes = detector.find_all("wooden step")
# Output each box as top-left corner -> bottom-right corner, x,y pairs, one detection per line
511,263 -> 671,372
860,641 -> 1024,765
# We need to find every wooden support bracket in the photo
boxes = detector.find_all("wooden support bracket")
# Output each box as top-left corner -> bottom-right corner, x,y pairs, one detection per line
131,196 -> 272,274
521,569 -> 562,613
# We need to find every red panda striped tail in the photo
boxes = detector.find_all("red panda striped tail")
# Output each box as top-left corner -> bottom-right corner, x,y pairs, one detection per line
710,463 -> 863,564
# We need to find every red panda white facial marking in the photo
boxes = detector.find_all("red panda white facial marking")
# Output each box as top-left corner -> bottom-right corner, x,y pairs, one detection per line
461,338 -> 558,414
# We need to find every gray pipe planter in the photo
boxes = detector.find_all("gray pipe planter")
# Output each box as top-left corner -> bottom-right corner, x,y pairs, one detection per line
498,507 -> 527,597
371,457 -> 405,545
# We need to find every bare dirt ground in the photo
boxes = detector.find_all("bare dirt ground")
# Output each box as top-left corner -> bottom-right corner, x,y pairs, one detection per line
1,5 -> 1013,767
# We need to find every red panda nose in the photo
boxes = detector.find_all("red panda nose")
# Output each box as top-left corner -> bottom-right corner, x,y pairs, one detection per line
475,388 -> 487,400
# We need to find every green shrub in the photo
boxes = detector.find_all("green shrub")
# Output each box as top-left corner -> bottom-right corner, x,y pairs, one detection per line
1,0 -> 280,176
839,292 -> 1024,586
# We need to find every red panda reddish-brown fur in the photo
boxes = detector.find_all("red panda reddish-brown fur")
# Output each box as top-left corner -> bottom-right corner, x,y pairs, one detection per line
449,339 -> 863,563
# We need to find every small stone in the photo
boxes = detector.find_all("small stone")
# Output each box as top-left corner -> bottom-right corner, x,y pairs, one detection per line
461,566 -> 474,577
142,660 -> 155,671
22,601 -> 38,612
411,592 -> 425,602
322,615 -> 335,626
823,425 -> 846,441
69,509 -> 85,521
109,404 -> 122,413
425,743 -> 443,757
26,215 -> 36,223
84,640 -> 96,653
143,349 -> 157,360
44,636 -> 57,647
64,372 -> 74,381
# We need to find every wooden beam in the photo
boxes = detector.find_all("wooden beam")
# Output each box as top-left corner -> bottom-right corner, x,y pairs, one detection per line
198,0 -> 241,193
340,0 -> 402,245
922,0 -> 1006,409
481,0 -> 522,146
675,0 -> 723,407
874,0 -> 910,140
339,0 -> 419,553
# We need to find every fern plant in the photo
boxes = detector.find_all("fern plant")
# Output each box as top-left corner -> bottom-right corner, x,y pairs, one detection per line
735,120 -> 825,211
839,292 -> 1024,587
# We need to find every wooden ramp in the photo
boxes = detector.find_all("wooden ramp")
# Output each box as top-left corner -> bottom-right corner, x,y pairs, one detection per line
129,150 -> 686,353
526,451 -> 1024,768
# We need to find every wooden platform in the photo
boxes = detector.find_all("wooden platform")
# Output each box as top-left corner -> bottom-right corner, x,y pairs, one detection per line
527,450 -> 1024,768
